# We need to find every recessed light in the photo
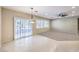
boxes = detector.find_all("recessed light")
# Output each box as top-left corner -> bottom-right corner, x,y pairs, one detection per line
72,6 -> 76,9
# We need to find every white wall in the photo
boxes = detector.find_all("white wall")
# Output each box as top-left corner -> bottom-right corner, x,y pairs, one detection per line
51,17 -> 78,34
0,7 -> 1,47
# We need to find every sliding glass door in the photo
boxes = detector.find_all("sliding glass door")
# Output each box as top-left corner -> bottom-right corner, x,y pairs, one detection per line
14,17 -> 32,39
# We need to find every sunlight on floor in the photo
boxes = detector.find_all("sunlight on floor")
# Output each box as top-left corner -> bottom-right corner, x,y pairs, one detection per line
0,35 -> 79,52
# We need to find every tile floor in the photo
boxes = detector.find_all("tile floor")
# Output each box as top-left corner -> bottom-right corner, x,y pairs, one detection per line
40,31 -> 78,41
0,35 -> 57,52
0,34 -> 79,52
0,32 -> 79,52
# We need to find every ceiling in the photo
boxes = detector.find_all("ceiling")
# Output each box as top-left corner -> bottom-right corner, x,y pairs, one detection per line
3,6 -> 79,19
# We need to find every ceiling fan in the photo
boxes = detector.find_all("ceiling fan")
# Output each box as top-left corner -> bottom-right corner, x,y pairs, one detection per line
58,13 -> 68,17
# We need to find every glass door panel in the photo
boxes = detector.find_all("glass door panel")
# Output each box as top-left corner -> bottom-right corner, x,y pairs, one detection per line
14,17 -> 32,39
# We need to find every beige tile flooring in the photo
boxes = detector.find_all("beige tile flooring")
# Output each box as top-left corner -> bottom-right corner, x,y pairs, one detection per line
40,31 -> 78,41
0,31 -> 79,52
0,35 -> 57,52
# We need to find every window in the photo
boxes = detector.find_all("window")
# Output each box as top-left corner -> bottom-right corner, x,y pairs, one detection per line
43,20 -> 49,28
36,19 -> 49,28
14,17 -> 32,39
